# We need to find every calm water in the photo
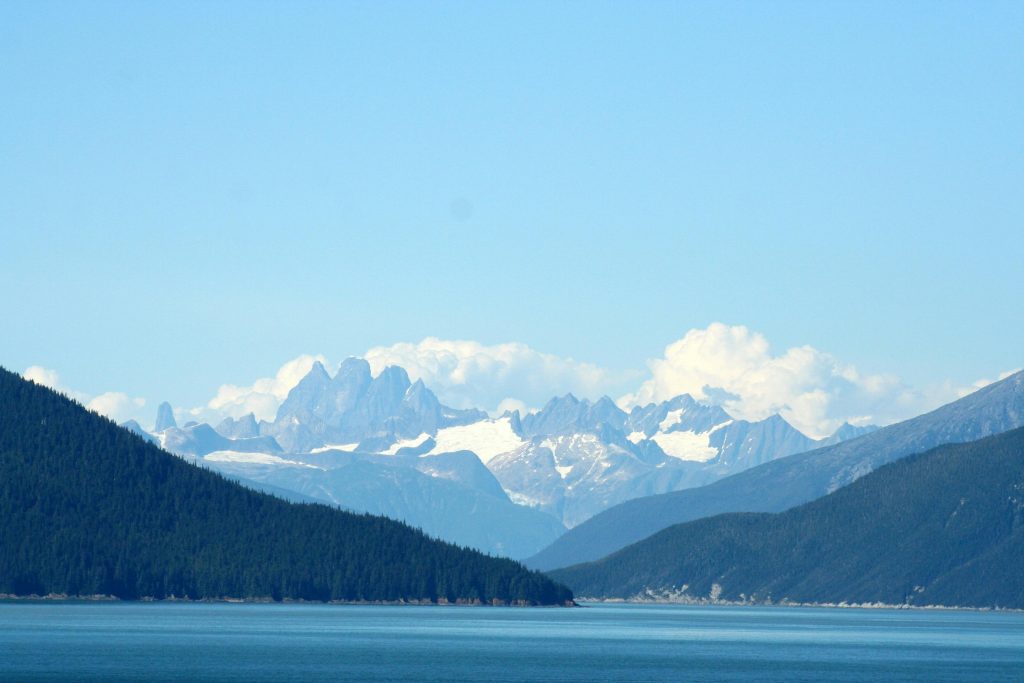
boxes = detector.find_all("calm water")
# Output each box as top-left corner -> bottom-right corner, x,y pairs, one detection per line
1,601 -> 1022,681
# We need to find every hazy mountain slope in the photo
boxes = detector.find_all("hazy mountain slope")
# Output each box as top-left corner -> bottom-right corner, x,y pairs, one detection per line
201,449 -> 567,559
0,367 -> 572,605
708,415 -> 818,470
160,422 -> 283,457
527,370 -> 1024,570
120,419 -> 159,445
550,428 -> 1024,609
817,422 -> 879,446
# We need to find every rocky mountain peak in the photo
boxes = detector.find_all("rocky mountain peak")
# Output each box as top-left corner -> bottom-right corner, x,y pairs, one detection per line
154,401 -> 177,432
215,412 -> 260,439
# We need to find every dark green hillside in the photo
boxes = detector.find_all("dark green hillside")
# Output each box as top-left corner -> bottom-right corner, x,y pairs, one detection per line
0,368 -> 572,605
551,428 -> 1024,608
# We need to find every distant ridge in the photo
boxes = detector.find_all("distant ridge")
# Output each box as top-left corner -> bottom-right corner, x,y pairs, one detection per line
148,363 -> 839,556
0,367 -> 572,605
528,369 -> 1024,570
550,427 -> 1024,609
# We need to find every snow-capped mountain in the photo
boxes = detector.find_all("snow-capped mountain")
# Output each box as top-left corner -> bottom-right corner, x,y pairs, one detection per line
371,392 -> 833,527
262,358 -> 485,452
128,360 -> 867,554
527,369 -> 1024,571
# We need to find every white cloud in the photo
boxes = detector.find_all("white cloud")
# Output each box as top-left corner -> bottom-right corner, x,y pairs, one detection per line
29,335 -> 1019,440
620,323 -> 970,439
959,368 -> 1022,397
22,366 -> 146,423
495,398 -> 533,416
86,392 -> 147,423
192,342 -> 623,424
363,337 -> 634,415
199,354 -> 328,422
23,365 -> 66,392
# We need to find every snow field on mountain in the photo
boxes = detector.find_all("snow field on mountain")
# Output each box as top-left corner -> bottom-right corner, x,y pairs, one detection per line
430,417 -> 525,463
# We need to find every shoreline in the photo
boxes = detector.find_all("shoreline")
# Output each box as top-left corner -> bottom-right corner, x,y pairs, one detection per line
576,596 -> 1023,613
2,593 -> 1017,612
0,593 -> 577,607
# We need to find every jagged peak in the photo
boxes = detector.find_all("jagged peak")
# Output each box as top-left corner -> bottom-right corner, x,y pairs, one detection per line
302,360 -> 331,383
762,413 -> 795,428
335,356 -> 371,381
665,393 -> 700,407
403,378 -> 435,401
545,392 -> 580,408
824,421 -> 880,443
154,401 -> 177,432
376,365 -> 411,384
629,393 -> 702,413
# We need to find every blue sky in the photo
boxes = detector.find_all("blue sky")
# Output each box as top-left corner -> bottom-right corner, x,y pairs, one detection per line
2,2 -> 1021,432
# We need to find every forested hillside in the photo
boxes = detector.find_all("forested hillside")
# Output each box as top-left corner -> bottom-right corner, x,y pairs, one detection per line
0,367 -> 572,605
550,428 -> 1024,608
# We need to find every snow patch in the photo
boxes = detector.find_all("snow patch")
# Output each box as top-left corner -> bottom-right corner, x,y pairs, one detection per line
383,433 -> 431,455
650,430 -> 718,462
310,442 -> 360,454
428,416 -> 525,464
709,419 -> 733,434
658,408 -> 686,432
506,490 -> 543,508
555,465 -> 573,479
203,451 -> 320,469
626,431 -> 646,444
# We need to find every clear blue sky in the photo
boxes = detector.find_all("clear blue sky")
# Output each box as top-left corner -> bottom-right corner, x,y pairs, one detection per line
2,1 -> 1021,411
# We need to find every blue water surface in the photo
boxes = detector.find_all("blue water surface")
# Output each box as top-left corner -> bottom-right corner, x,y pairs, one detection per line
1,601 -> 1021,681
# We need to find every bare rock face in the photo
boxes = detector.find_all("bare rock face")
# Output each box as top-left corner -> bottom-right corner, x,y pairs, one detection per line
215,413 -> 260,439
154,402 -> 176,432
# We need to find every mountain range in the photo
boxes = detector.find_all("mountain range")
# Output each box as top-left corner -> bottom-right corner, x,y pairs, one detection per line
263,358 -> 487,453
136,359 -> 872,557
550,427 -> 1024,609
526,369 -> 1024,570
9,356 -> 1024,610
